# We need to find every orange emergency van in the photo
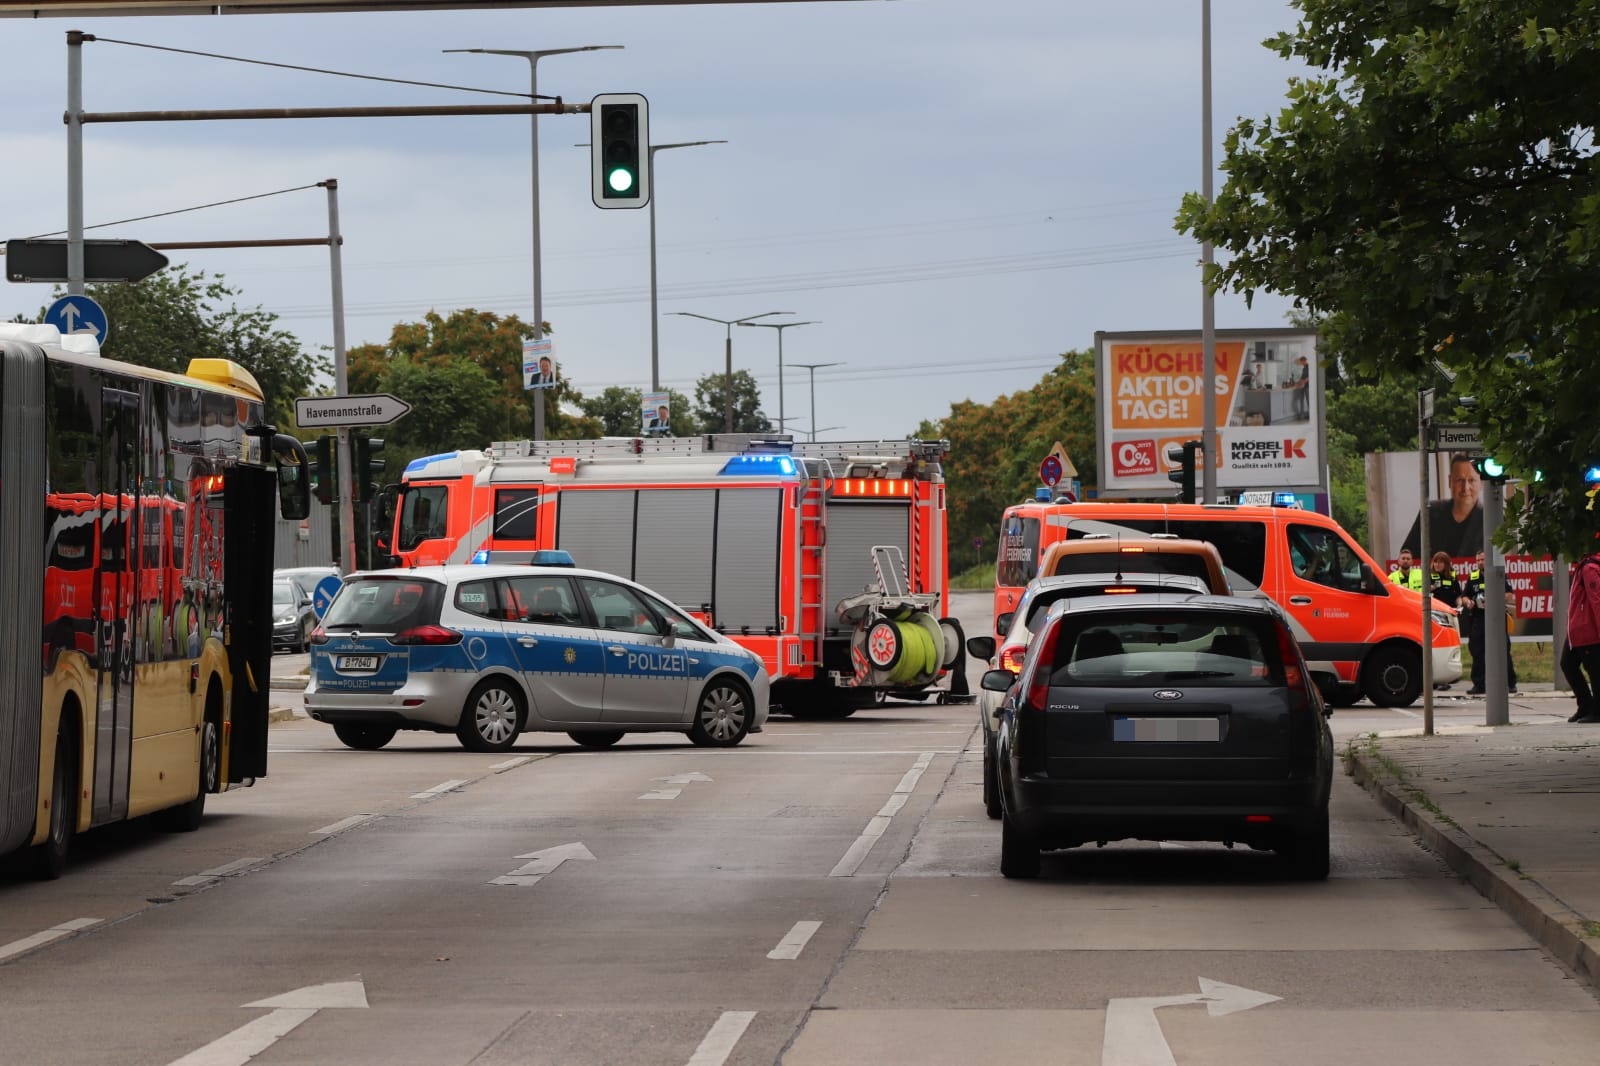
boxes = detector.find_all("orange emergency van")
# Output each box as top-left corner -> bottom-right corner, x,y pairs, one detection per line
993,501 -> 1462,707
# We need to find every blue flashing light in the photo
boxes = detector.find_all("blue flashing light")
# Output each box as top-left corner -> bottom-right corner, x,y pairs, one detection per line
719,454 -> 798,477
1034,487 -> 1052,501
405,451 -> 459,476
529,549 -> 576,567
1585,466 -> 1600,485
1272,492 -> 1301,508
470,549 -> 491,565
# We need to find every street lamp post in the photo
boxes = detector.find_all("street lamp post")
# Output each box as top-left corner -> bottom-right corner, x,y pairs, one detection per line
670,311 -> 791,432
446,44 -> 623,441
739,319 -> 817,434
790,361 -> 842,442
648,141 -> 725,392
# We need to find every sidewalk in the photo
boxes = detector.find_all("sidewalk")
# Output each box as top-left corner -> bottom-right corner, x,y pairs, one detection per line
1346,682 -> 1600,990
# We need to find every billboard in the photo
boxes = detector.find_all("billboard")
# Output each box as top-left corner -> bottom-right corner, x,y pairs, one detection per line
1094,328 -> 1323,496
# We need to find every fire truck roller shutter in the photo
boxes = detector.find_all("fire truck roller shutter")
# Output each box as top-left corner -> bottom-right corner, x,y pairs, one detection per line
713,488 -> 782,633
633,489 -> 715,611
554,490 -> 636,580
824,502 -> 911,633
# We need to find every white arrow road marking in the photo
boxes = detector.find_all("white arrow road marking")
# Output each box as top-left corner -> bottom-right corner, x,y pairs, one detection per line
639,788 -> 682,800
685,1011 -> 756,1066
766,921 -> 822,960
655,771 -> 713,785
167,979 -> 368,1066
490,756 -> 531,771
0,918 -> 101,962
490,842 -> 595,886
411,779 -> 465,799
1102,978 -> 1280,1066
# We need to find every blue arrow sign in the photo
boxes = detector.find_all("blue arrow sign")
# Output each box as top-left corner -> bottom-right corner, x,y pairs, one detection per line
312,574 -> 343,620
44,295 -> 108,344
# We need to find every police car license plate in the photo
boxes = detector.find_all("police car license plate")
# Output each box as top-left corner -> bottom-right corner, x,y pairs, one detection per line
338,654 -> 380,672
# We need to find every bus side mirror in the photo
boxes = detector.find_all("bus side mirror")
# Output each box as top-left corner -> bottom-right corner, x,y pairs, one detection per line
273,434 -> 312,521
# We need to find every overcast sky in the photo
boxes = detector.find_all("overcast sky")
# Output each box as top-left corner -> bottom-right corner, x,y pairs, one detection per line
0,0 -> 1310,444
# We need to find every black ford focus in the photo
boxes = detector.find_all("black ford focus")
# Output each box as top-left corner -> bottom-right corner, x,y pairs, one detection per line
986,593 -> 1333,880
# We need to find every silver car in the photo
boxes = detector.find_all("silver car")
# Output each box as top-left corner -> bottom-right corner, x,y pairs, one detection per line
304,563 -> 770,752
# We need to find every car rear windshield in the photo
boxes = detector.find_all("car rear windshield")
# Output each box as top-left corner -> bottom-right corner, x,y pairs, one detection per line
1022,582 -> 1195,634
1050,551 -> 1213,585
1045,610 -> 1287,688
323,577 -> 444,631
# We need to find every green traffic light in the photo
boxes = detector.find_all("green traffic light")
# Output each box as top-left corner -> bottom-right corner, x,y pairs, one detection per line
607,168 -> 635,194
1478,456 -> 1506,478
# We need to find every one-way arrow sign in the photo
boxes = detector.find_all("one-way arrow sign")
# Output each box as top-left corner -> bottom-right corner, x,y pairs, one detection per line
5,238 -> 169,284
295,393 -> 413,429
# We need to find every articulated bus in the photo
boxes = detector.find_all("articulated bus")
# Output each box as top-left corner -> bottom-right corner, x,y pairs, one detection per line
0,325 -> 310,879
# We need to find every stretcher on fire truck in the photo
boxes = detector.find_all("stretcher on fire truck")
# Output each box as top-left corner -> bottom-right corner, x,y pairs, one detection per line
386,435 -> 971,717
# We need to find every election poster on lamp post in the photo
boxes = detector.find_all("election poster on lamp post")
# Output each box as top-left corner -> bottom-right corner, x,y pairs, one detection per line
1093,328 -> 1324,496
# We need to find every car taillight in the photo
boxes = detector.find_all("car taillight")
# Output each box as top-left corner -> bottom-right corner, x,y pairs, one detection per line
1274,623 -> 1304,690
1022,622 -> 1062,713
999,645 -> 1027,673
391,625 -> 462,646
309,626 -> 328,646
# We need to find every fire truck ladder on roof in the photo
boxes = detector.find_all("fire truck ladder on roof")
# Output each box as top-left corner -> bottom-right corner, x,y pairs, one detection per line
486,435 -> 949,466
793,474 -> 829,666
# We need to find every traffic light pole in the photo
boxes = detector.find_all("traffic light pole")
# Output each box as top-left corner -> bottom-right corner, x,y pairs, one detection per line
1419,389 -> 1435,736
1483,480 -> 1510,726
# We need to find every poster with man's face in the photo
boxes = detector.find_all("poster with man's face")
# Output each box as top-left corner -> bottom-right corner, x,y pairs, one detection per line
642,391 -> 671,435
522,338 -> 557,390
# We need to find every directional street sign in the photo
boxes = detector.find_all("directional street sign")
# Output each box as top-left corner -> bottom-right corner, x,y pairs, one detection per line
5,238 -> 169,284
1433,422 -> 1482,453
295,393 -> 412,429
44,294 -> 108,343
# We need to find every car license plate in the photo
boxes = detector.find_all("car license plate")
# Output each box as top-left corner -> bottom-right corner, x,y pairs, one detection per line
1114,716 -> 1221,742
337,654 -> 380,672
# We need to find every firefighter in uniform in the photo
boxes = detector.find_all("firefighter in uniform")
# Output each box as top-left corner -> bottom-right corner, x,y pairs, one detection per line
1388,548 -> 1425,591
1463,550 -> 1517,696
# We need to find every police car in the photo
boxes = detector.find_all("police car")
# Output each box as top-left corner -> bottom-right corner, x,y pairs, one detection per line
304,558 -> 770,751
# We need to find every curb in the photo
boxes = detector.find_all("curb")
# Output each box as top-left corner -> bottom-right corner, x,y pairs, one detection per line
1346,749 -> 1600,990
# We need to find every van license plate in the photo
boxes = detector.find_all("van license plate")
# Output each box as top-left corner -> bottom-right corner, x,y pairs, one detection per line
338,655 -> 380,672
1114,716 -> 1221,742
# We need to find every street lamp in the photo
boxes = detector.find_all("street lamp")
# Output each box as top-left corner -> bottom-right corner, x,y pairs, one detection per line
739,318 -> 817,434
670,311 -> 792,432
445,44 -> 623,441
790,361 -> 842,442
649,141 -> 725,392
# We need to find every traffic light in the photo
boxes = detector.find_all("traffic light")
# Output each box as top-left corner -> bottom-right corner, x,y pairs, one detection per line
1474,455 -> 1508,481
1167,440 -> 1201,504
312,434 -> 337,505
354,434 -> 387,504
590,93 -> 650,209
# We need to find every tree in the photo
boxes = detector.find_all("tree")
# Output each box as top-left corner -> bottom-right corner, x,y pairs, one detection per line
693,370 -> 771,433
46,265 -> 327,430
346,308 -> 602,446
923,350 -> 1099,573
580,385 -> 696,437
1177,1 -> 1600,556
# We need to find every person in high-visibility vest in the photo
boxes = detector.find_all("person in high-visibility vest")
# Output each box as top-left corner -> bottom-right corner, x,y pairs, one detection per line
1388,548 -> 1424,591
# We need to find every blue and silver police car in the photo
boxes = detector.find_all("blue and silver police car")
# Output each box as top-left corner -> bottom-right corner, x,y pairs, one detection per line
304,560 -> 770,752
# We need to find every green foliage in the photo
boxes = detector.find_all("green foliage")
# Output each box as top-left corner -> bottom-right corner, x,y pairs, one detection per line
52,266 -> 327,430
923,350 -> 1098,574
693,370 -> 772,433
346,309 -> 603,471
1178,1 -> 1600,557
580,385 -> 696,437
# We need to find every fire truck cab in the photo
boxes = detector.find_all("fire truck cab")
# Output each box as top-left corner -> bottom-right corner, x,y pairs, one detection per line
388,435 -> 965,717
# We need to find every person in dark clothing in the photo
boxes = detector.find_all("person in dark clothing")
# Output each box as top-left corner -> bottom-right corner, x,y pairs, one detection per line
1562,550 -> 1600,723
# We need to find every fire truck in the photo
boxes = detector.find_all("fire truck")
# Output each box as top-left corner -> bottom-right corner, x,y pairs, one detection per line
385,435 -> 967,717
